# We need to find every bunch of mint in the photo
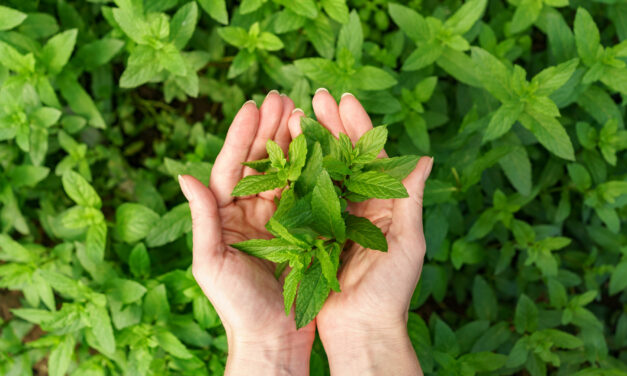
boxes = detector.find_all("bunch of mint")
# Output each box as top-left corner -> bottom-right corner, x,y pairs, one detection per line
230,118 -> 420,327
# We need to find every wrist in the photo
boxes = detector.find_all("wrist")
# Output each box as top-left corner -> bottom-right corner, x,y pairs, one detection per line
319,320 -> 422,376
225,329 -> 314,376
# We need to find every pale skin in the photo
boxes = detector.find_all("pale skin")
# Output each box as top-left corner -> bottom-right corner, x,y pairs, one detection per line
178,89 -> 433,375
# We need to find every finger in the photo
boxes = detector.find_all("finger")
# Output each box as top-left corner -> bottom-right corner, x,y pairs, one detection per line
288,108 -> 305,138
312,88 -> 347,137
244,91 -> 284,177
275,94 -> 294,154
258,95 -> 294,201
210,101 -> 259,207
179,175 -> 224,278
391,156 -> 434,234
339,92 -> 387,157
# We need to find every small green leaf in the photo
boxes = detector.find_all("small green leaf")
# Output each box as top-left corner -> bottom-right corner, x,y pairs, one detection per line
295,259 -> 330,328
283,266 -> 304,315
0,5 -> 27,31
62,170 -> 101,208
346,171 -> 409,199
311,170 -> 346,241
353,126 -> 388,163
231,173 -> 286,196
231,238 -> 303,262
346,214 -> 387,252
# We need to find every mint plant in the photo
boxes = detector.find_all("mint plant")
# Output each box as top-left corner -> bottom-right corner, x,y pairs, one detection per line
230,118 -> 416,327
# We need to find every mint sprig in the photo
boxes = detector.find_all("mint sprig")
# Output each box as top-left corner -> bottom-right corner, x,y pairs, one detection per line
230,119 -> 418,328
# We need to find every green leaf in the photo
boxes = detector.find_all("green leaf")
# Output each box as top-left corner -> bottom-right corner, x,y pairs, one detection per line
532,58 -> 580,96
107,278 -> 147,304
353,126 -> 387,163
62,170 -> 101,208
315,243 -> 340,292
567,163 -> 591,191
0,5 -> 27,31
75,38 -> 125,71
296,142 -> 323,195
484,102 -> 524,142
119,46 -> 160,88
242,158 -> 272,172
8,165 -> 49,187
346,171 -> 409,199
288,134 -> 308,180
283,266 -> 304,315
355,66 -> 397,90
282,0 -> 319,19
346,214 -> 387,252
514,294 -> 538,333
128,243 -> 150,278
231,238 -> 303,262
41,29 -> 77,74
257,32 -> 284,51
115,203 -> 160,244
388,3 -> 430,44
402,41 -> 443,71
574,7 -> 601,66
498,145 -> 532,196
363,156 -> 418,180
112,5 -> 148,45
509,0 -> 543,34
472,276 -> 498,322
231,173 -> 286,196
321,0 -> 349,24
49,335 -> 75,376
337,11 -> 363,62
610,261 -> 627,295
198,0 -> 228,24
170,2 -> 198,50
311,170 -> 345,241
444,0 -> 487,35
471,47 -> 513,101
154,328 -> 193,359
519,111 -> 575,161
217,27 -> 249,48
145,203 -> 192,247
57,74 -> 106,128
295,259 -> 330,328
227,49 -> 256,79
86,302 -> 116,354
0,234 -> 33,263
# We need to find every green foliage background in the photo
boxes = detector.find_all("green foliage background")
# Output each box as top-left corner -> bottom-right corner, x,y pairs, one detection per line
1,0 -> 627,375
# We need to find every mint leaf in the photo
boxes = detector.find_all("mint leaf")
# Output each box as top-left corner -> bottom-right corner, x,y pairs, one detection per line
296,142 -> 323,195
231,173 -> 286,196
266,217 -> 310,248
388,3 -> 430,44
574,7 -> 601,66
311,170 -> 346,242
315,243 -> 340,292
364,156 -> 419,180
288,134 -> 308,180
353,126 -> 387,163
62,170 -> 101,208
41,29 -> 77,74
346,214 -> 388,252
484,102 -> 524,142
0,5 -> 27,31
346,171 -> 409,199
295,259 -> 330,328
283,266 -> 304,315
267,139 -> 286,168
231,238 -> 304,262
242,158 -> 272,172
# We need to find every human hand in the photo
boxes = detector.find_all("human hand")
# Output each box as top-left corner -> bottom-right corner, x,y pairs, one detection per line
287,89 -> 433,376
178,91 -> 315,376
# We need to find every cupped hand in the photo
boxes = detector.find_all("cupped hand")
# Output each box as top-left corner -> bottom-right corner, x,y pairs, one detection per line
178,92 -> 314,375
287,90 -> 433,375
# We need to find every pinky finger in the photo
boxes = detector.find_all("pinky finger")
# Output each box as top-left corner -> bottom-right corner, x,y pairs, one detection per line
288,108 -> 305,138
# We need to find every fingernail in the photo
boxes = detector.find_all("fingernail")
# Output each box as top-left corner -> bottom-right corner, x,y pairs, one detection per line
341,92 -> 354,99
292,108 -> 304,114
315,88 -> 328,94
267,90 -> 279,96
178,175 -> 193,201
280,93 -> 287,97
424,157 -> 434,182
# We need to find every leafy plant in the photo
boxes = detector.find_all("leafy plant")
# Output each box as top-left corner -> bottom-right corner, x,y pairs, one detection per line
230,119 -> 415,327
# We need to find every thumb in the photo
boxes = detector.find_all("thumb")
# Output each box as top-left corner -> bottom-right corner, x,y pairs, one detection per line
178,175 -> 224,277
392,156 -> 434,234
